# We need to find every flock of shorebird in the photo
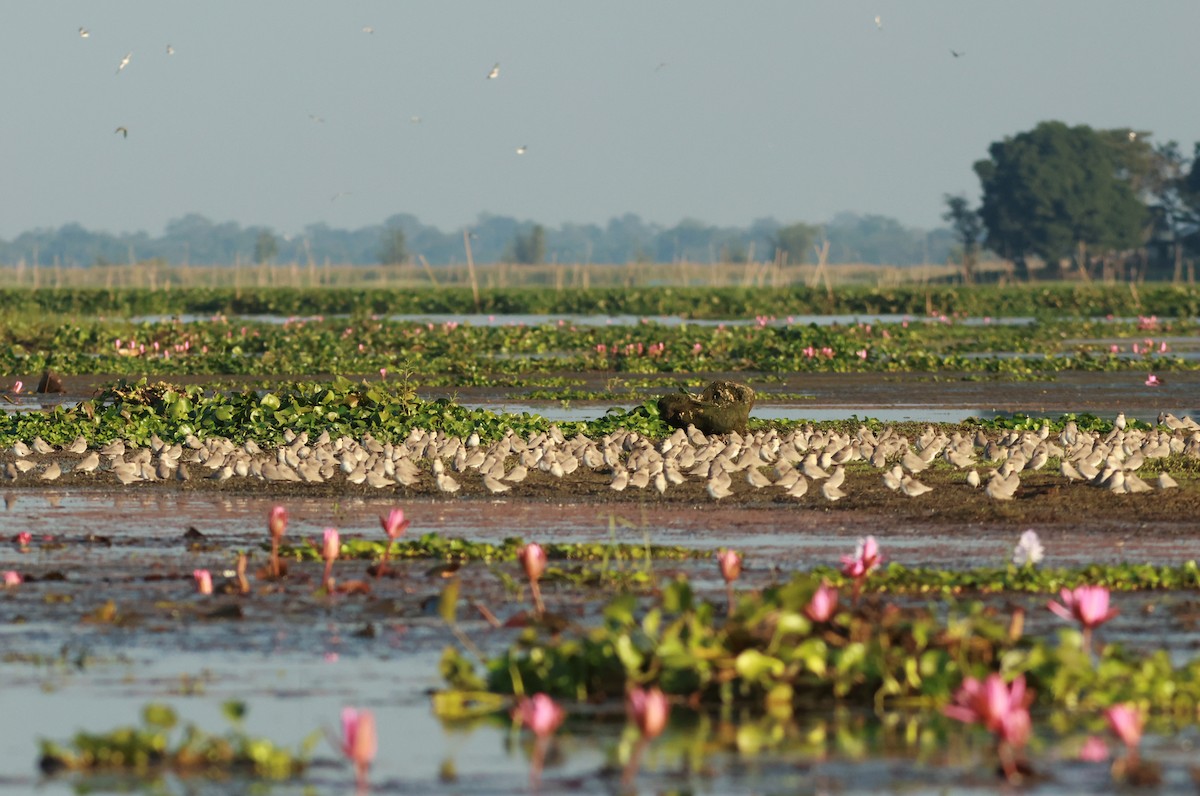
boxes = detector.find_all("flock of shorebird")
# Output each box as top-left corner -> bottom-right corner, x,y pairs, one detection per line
2,413 -> 1195,501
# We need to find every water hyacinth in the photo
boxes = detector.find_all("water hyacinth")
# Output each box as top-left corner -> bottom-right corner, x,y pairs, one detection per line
1012,529 -> 1044,568
340,707 -> 377,789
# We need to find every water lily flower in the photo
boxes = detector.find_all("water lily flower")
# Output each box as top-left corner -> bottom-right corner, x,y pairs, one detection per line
1012,529 -> 1044,567
1105,703 -> 1144,749
1048,585 -> 1118,630
15,531 -> 32,548
3,571 -> 21,587
716,549 -> 742,584
193,569 -> 213,595
512,693 -> 565,738
11,380 -> 21,394
841,535 -> 882,580
340,707 -> 377,789
944,673 -> 1033,782
268,505 -> 288,579
627,686 -> 670,740
518,543 -> 547,615
1078,735 -> 1109,762
378,508 -> 410,573
379,368 -> 387,380
322,528 -> 341,591
1145,374 -> 1162,387
805,583 -> 838,622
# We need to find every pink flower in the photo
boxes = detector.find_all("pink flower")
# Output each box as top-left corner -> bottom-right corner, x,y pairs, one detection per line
692,342 -> 702,354
1160,341 -> 1168,353
15,532 -> 32,547
943,674 -> 1030,736
805,584 -> 838,622
716,549 -> 742,584
341,707 -> 378,787
512,693 -> 566,738
1145,374 -> 1162,387
627,687 -> 670,740
997,705 -> 1032,748
1109,344 -> 1120,354
11,381 -> 21,394
518,543 -> 547,583
1132,343 -> 1141,355
380,368 -> 387,380
268,505 -> 288,541
193,569 -> 213,595
1047,585 -> 1118,630
323,528 -> 341,563
856,349 -> 868,360
1078,735 -> 1109,762
841,536 -> 882,579
380,508 -> 410,541
1105,703 -> 1144,749
3,571 -> 21,587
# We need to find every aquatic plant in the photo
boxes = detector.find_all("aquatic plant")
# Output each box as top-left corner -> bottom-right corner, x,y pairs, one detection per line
518,543 -> 547,616
1047,585 -> 1118,653
322,528 -> 341,592
339,707 -> 377,790
38,702 -> 318,780
268,505 -> 288,579
716,548 -> 742,616
377,507 -> 410,572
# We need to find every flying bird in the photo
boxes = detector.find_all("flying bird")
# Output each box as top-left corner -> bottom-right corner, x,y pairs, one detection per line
114,126 -> 128,138
330,191 -> 352,202
874,15 -> 883,29
487,62 -> 500,79
515,145 -> 527,155
309,114 -> 325,123
950,49 -> 964,58
362,26 -> 374,34
79,27 -> 90,38
116,51 -> 132,73
166,44 -> 175,55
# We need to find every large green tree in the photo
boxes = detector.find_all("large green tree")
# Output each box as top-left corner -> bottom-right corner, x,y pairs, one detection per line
941,194 -> 983,283
974,121 -> 1148,280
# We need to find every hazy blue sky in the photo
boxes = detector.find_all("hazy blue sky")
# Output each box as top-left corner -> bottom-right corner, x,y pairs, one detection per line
2,2 -> 1197,239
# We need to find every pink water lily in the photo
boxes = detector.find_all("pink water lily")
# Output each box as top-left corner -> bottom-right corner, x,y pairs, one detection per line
518,543 -> 547,615
805,584 -> 839,622
15,531 -> 32,548
716,549 -> 742,584
268,505 -> 288,579
322,528 -> 340,591
1078,735 -> 1109,762
1105,703 -> 1144,749
944,673 -> 1034,782
193,569 -> 213,595
512,693 -> 565,738
627,686 -> 670,740
1048,585 -> 1118,629
1145,373 -> 1162,387
378,508 -> 410,573
841,535 -> 882,579
340,707 -> 377,789
3,571 -> 21,587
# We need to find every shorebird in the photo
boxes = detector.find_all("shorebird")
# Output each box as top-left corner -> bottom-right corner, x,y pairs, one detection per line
39,462 -> 62,481
116,51 -> 132,74
115,126 -> 128,138
32,437 -> 54,455
1158,472 -> 1179,490
487,62 -> 500,79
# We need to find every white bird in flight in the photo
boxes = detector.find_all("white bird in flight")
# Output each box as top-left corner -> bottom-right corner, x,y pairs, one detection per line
874,15 -> 883,29
79,27 -> 90,39
515,145 -> 527,155
487,62 -> 500,79
166,44 -> 175,55
116,51 -> 132,74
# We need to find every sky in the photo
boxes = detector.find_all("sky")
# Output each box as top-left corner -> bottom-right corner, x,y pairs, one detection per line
2,2 -> 1198,240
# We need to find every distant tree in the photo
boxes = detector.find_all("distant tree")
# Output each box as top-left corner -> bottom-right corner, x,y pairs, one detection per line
772,222 -> 817,264
974,121 -> 1147,280
509,224 -> 546,264
378,228 -> 408,265
941,195 -> 984,283
253,231 -> 278,264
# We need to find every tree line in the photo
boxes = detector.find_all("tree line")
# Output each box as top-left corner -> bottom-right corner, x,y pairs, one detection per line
0,211 -> 956,270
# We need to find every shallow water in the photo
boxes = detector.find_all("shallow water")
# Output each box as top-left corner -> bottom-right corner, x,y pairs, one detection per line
2,490 -> 1198,794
